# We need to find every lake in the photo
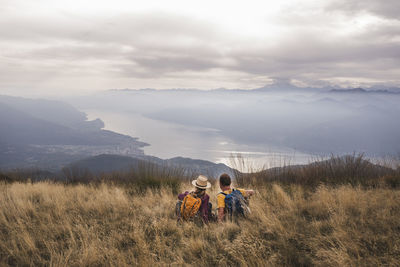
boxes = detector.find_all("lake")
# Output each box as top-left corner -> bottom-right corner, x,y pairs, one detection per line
84,109 -> 314,171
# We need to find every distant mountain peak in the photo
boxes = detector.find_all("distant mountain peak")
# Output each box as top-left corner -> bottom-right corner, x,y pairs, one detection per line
330,88 -> 367,93
255,78 -> 299,91
329,87 -> 400,94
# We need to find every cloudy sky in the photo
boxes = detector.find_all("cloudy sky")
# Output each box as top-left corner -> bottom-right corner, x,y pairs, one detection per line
1,0 -> 399,96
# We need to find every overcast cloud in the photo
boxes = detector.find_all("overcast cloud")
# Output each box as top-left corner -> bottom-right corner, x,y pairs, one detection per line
0,0 -> 399,96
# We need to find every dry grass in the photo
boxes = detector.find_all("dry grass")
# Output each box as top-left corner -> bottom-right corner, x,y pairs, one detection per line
234,154 -> 400,189
1,181 -> 399,266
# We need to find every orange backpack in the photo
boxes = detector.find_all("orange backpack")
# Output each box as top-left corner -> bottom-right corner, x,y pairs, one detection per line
180,193 -> 202,220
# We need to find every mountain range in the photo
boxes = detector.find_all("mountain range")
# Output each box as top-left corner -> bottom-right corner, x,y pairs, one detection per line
0,95 -> 147,170
109,82 -> 400,94
2,80 -> 400,176
0,95 -> 234,177
63,154 -> 234,178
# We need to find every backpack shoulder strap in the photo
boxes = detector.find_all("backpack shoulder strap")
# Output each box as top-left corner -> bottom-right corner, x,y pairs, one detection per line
218,192 -> 227,196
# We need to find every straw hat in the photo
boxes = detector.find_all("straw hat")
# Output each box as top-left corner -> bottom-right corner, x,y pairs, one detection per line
192,175 -> 211,189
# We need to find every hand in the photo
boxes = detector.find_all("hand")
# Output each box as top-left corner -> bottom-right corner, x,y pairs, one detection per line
246,189 -> 255,198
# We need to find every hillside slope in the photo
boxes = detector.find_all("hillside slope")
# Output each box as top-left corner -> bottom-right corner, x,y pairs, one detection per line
63,154 -> 234,178
0,182 -> 399,266
0,96 -> 147,170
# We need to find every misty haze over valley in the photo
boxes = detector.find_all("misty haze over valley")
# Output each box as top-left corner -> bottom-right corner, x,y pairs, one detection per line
73,83 -> 400,166
1,82 -> 399,173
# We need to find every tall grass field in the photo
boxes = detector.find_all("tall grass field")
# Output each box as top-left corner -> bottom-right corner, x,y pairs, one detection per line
1,155 -> 400,266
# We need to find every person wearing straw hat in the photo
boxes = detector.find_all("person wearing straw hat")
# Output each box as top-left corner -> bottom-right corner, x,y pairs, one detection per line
176,175 -> 213,224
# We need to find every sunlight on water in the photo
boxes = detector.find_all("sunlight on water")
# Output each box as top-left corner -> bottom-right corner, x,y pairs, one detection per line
215,150 -> 315,172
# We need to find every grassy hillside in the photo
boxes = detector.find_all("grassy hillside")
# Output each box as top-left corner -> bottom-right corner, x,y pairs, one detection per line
1,180 -> 399,266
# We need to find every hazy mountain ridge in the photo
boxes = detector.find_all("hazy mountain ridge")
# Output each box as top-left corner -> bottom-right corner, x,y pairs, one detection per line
329,88 -> 400,94
63,154 -> 234,178
0,96 -> 148,170
0,95 -> 91,130
107,83 -> 400,94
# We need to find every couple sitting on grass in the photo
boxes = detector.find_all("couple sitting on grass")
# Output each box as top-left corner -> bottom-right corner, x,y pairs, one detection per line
177,173 -> 254,224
